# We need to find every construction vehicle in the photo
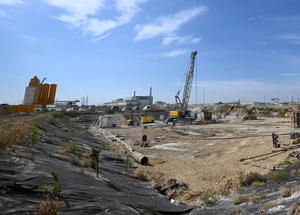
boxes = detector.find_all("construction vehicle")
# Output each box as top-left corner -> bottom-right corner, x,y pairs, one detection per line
124,119 -> 134,126
141,117 -> 154,124
170,51 -> 197,119
224,104 -> 259,119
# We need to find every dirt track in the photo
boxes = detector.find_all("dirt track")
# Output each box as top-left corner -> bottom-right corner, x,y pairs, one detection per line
93,115 -> 298,205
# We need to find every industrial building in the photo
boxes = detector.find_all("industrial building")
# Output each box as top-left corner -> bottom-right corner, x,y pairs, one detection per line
0,76 -> 57,115
104,88 -> 153,108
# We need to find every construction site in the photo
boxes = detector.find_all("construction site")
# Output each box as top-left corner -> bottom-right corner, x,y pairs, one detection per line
2,51 -> 300,214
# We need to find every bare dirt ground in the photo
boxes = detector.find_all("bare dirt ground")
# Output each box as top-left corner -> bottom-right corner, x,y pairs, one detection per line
91,115 -> 298,206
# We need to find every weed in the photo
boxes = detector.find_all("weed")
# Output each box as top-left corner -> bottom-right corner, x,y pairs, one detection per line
229,209 -> 244,214
68,143 -> 77,153
137,204 -> 162,215
15,173 -> 25,177
34,195 -> 63,215
89,146 -> 101,178
123,155 -> 132,172
58,155 -> 67,160
61,137 -> 72,142
236,187 -> 245,194
62,128 -> 69,132
35,185 -> 54,193
233,195 -> 250,205
251,194 -> 268,203
88,194 -> 92,198
253,181 -> 265,187
259,202 -> 277,212
31,127 -> 43,160
89,158 -> 96,169
77,168 -> 84,173
199,187 -> 217,206
80,131 -> 86,134
0,130 -> 14,152
50,171 -> 60,193
283,159 -> 292,165
76,152 -> 83,159
288,198 -> 300,215
268,171 -> 288,183
69,156 -> 80,166
237,170 -> 246,187
20,162 -> 28,166
17,153 -> 26,157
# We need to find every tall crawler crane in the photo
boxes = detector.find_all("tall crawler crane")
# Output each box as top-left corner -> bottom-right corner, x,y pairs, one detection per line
170,51 -> 197,118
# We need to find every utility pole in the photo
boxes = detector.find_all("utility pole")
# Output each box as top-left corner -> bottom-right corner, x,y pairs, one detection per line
203,87 -> 205,104
264,96 -> 265,104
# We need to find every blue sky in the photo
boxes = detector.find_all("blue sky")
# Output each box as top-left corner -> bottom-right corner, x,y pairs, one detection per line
1,0 -> 300,106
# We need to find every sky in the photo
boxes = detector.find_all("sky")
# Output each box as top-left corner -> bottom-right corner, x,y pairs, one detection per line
1,0 -> 300,106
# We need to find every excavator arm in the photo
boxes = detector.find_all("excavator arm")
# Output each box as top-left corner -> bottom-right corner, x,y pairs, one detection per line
224,104 -> 258,118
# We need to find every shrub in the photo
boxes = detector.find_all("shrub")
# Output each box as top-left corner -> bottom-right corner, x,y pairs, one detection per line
288,198 -> 300,215
280,185 -> 300,198
35,185 -> 54,193
199,187 -> 217,206
89,147 -> 101,178
0,130 -> 14,152
233,195 -> 250,205
69,156 -> 80,166
251,194 -> 268,203
259,202 -> 277,212
229,209 -> 244,214
135,169 -> 148,181
237,170 -> 246,187
245,172 -> 262,185
253,181 -> 265,187
68,143 -> 77,153
89,158 -> 96,169
34,195 -> 63,215
123,155 -> 132,172
268,171 -> 288,183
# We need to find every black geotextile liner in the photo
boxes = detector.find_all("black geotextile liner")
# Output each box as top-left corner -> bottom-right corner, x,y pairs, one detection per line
0,117 -> 195,215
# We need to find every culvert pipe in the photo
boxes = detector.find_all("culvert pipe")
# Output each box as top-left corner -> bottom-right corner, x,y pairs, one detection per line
131,151 -> 148,165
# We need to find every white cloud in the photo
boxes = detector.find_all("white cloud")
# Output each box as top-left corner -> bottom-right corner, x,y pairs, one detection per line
22,35 -> 39,42
257,42 -> 266,46
0,0 -> 23,5
162,34 -> 201,45
44,0 -> 147,41
147,49 -> 188,58
248,17 -> 254,20
273,33 -> 300,45
134,6 -> 207,40
90,33 -> 110,42
281,73 -> 300,76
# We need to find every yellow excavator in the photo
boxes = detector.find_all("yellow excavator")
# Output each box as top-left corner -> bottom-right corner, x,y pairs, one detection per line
224,104 -> 259,120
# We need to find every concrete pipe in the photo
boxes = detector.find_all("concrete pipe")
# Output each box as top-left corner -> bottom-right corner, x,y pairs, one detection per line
131,151 -> 148,165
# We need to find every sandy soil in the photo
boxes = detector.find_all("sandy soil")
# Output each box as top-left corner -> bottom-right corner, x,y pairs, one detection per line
91,115 -> 298,205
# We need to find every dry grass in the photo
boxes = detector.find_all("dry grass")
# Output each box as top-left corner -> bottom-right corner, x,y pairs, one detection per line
83,152 -> 90,158
229,209 -> 244,214
288,198 -> 300,215
20,162 -> 28,166
135,169 -> 148,181
77,168 -> 84,173
259,202 -> 277,212
292,169 -> 300,175
252,181 -> 265,187
233,195 -> 250,205
62,128 -> 69,132
34,195 -> 64,215
61,144 -> 69,153
251,194 -> 268,203
280,185 -> 300,198
15,173 -> 25,177
34,185 -> 54,193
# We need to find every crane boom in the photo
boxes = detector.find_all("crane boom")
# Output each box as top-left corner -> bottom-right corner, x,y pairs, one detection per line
181,51 -> 197,114
174,51 -> 197,117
